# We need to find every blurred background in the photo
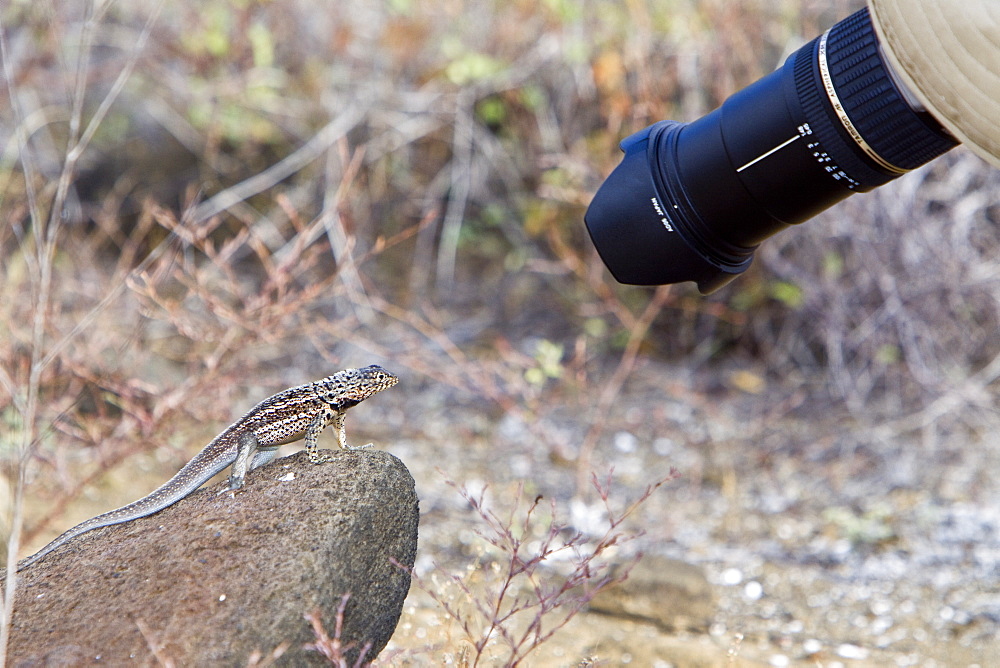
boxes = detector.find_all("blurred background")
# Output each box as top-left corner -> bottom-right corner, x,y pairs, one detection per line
3,0 -> 1000,664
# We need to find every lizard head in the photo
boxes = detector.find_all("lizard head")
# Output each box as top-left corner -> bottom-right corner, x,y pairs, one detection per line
323,364 -> 399,404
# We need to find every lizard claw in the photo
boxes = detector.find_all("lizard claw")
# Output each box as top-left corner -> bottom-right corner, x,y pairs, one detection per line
345,442 -> 374,451
218,477 -> 245,496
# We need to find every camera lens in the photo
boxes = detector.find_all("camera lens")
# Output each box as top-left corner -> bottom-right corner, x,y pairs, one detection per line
585,8 -> 958,293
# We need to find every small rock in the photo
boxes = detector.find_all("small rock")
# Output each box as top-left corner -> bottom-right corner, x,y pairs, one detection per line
588,555 -> 717,632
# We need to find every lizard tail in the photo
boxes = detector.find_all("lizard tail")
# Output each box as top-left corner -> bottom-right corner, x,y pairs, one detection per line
17,446 -> 235,571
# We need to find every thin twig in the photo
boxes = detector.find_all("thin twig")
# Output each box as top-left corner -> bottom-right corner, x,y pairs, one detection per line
435,90 -> 475,287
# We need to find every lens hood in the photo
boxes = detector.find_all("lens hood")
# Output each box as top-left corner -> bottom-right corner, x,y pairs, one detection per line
584,123 -> 747,292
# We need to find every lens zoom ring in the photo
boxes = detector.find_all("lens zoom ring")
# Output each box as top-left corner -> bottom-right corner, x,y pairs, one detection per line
825,8 -> 957,170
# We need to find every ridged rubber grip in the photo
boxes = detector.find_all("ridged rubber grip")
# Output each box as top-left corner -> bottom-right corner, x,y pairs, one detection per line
793,34 -> 886,190
825,8 -> 957,170
792,8 -> 957,189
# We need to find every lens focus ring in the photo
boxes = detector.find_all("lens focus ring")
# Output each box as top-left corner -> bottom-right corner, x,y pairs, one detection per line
824,8 -> 957,171
793,8 -> 957,191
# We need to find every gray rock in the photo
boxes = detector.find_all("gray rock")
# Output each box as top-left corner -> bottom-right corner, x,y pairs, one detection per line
7,449 -> 418,666
587,555 -> 716,632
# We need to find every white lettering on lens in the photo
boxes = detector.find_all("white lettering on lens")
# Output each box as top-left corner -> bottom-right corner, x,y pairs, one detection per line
650,197 -> 674,232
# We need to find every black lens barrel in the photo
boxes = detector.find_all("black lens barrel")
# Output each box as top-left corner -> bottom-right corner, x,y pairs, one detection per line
584,8 -> 958,292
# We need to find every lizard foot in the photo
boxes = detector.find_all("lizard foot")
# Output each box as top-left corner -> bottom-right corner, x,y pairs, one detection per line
218,478 -> 246,496
309,449 -> 334,464
345,442 -> 374,451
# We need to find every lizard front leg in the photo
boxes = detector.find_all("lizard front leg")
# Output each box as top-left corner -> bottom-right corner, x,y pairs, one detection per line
305,408 -> 335,463
332,410 -> 373,451
305,409 -> 372,464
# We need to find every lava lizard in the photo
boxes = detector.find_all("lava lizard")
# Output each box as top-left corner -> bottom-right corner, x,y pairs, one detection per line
18,364 -> 399,571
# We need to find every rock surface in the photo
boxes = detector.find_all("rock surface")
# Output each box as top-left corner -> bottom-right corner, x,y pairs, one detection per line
6,449 -> 418,666
587,555 -> 716,632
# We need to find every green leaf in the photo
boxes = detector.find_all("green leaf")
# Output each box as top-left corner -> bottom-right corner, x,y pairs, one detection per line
445,52 -> 504,85
248,22 -> 274,68
769,280 -> 803,309
477,97 -> 507,126
584,317 -> 608,338
875,344 -> 900,365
